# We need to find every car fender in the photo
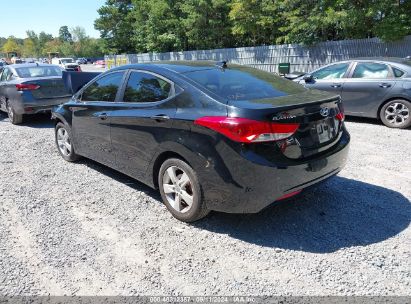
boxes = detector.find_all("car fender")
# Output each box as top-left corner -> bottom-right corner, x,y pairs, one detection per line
51,105 -> 73,127
144,140 -> 210,188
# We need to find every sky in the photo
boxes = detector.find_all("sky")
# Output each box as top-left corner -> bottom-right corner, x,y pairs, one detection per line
0,0 -> 106,39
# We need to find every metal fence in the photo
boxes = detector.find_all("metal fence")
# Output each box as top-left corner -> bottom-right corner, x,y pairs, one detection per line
105,35 -> 411,73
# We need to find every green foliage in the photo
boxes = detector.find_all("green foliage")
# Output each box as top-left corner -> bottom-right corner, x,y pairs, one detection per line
94,0 -> 411,53
2,37 -> 20,54
59,26 -> 73,43
94,0 -> 135,54
1,27 -> 105,58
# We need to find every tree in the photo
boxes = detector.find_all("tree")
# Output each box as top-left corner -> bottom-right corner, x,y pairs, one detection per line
43,39 -> 63,55
132,0 -> 185,52
22,38 -> 37,57
38,32 -> 54,56
229,0 -> 281,46
2,37 -> 20,54
181,0 -> 234,50
59,26 -> 73,43
94,0 -> 135,53
71,26 -> 87,42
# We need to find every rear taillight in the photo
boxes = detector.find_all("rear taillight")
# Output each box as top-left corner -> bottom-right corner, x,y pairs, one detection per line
76,66 -> 82,72
336,112 -> 345,121
336,103 -> 345,121
15,84 -> 40,91
194,116 -> 300,143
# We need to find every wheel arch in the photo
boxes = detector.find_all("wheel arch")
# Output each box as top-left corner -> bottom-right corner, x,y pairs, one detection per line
51,112 -> 69,127
151,151 -> 191,189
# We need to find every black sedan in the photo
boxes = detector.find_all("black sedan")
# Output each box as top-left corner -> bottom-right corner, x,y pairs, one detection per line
52,61 -> 350,222
0,64 -> 70,124
294,58 -> 411,128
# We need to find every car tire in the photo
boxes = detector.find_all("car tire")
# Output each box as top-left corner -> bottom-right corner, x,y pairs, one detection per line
380,99 -> 411,129
158,158 -> 210,222
55,122 -> 81,162
6,102 -> 23,125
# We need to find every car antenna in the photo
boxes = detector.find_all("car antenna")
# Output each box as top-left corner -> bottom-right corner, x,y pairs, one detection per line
215,61 -> 227,69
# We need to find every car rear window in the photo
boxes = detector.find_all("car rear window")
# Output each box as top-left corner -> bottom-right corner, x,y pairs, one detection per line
183,65 -> 306,101
16,66 -> 62,78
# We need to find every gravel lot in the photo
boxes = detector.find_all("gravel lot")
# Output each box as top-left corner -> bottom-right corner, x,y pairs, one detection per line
0,112 -> 410,296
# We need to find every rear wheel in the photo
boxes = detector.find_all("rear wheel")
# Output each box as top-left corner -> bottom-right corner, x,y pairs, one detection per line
7,102 -> 23,125
158,158 -> 209,222
55,122 -> 81,162
380,99 -> 411,129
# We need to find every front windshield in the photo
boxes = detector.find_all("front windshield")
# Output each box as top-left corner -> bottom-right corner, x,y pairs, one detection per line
16,66 -> 63,78
61,59 -> 73,64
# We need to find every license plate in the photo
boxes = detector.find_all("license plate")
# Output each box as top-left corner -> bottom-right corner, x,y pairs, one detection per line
316,120 -> 334,143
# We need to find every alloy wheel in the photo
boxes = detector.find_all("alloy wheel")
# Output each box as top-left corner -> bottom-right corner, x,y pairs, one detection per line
162,166 -> 194,213
385,102 -> 410,126
56,127 -> 72,156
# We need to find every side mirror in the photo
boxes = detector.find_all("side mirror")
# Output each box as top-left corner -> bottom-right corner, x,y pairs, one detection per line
303,74 -> 314,83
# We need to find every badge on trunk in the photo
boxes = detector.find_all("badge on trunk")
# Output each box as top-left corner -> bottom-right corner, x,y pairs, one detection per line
320,107 -> 330,117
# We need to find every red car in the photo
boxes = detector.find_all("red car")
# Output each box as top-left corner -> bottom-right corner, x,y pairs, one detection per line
93,60 -> 105,67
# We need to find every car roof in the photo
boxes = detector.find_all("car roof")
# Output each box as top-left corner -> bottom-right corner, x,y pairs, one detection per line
352,57 -> 410,63
113,61 -> 220,74
7,63 -> 61,69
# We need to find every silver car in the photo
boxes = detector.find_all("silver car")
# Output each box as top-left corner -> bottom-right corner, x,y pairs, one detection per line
0,64 -> 71,124
294,58 -> 411,128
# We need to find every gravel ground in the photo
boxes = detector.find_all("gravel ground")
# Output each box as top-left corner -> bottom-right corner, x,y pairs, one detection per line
0,112 -> 410,296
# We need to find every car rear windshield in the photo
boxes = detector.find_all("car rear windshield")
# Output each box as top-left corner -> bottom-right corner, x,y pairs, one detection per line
183,65 -> 306,101
16,66 -> 62,78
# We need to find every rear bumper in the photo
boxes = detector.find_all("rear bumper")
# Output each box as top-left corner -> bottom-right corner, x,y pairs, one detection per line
14,97 -> 71,115
200,128 -> 350,213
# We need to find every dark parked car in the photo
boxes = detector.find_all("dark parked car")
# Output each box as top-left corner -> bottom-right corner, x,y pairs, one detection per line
52,61 -> 350,222
0,64 -> 70,124
294,58 -> 411,128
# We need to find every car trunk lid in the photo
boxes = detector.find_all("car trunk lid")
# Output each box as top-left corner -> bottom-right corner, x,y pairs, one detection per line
227,90 -> 344,160
21,77 -> 71,99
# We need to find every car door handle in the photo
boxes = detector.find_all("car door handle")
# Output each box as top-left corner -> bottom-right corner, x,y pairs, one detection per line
151,114 -> 170,122
98,113 -> 108,120
379,83 -> 391,88
330,83 -> 342,88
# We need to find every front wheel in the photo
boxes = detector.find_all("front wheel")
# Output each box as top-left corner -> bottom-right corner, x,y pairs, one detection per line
7,102 -> 23,125
55,122 -> 81,162
158,158 -> 210,222
380,99 -> 411,129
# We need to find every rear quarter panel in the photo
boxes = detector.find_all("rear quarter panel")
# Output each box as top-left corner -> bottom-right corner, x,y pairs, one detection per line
366,78 -> 411,118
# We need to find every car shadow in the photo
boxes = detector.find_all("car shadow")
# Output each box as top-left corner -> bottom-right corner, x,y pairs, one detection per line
193,176 -> 410,253
345,116 -> 410,130
21,114 -> 54,128
75,158 -> 410,254
345,116 -> 383,126
0,111 -> 7,122
75,158 -> 161,200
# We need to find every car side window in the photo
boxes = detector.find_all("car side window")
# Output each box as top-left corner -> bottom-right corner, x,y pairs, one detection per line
392,67 -> 405,78
311,63 -> 350,80
1,68 -> 10,82
123,71 -> 172,103
81,72 -> 124,102
352,63 -> 390,79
